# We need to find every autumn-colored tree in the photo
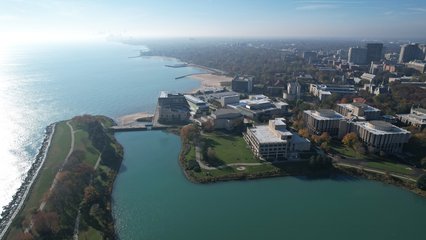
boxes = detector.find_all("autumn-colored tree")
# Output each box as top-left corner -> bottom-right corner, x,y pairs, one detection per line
320,142 -> 331,152
313,132 -> 331,144
15,232 -> 34,240
32,211 -> 60,237
298,128 -> 310,138
180,124 -> 199,143
342,132 -> 358,147
83,185 -> 98,205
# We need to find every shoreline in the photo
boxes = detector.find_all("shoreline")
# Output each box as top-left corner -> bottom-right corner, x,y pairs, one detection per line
178,138 -> 426,197
141,54 -> 232,93
186,73 -> 233,93
336,165 -> 426,198
0,123 -> 56,238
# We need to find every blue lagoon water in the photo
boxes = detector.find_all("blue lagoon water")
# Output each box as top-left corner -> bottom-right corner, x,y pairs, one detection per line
0,41 -> 201,212
113,131 -> 426,240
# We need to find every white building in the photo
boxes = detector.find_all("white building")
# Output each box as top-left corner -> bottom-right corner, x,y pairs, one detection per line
184,95 -> 209,117
283,81 -> 301,101
397,107 -> 426,129
352,121 -> 411,153
303,109 -> 345,136
309,84 -> 356,101
336,103 -> 381,121
360,73 -> 376,83
244,118 -> 311,161
200,108 -> 243,131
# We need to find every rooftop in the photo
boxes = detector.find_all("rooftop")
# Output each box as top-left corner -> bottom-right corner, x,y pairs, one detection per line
338,103 -> 381,113
184,95 -> 206,105
249,125 -> 292,144
305,109 -> 344,120
355,121 -> 410,135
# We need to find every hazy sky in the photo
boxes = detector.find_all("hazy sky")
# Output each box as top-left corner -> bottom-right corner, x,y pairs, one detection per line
1,0 -> 426,43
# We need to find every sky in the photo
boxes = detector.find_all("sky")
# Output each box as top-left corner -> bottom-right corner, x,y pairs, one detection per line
0,0 -> 426,44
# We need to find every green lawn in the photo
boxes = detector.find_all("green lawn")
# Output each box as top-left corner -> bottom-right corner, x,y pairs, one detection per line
79,226 -> 103,240
202,132 -> 259,164
366,161 -> 413,175
184,145 -> 196,161
74,130 -> 100,167
330,140 -> 368,160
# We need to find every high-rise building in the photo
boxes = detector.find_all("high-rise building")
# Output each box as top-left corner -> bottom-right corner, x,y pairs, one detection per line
398,43 -> 424,63
348,47 -> 367,65
366,43 -> 383,63
231,75 -> 253,93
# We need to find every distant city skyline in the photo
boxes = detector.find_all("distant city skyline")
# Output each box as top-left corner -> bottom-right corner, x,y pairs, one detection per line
0,0 -> 426,44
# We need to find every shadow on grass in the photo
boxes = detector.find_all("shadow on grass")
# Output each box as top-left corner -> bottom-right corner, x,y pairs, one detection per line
271,161 -> 360,182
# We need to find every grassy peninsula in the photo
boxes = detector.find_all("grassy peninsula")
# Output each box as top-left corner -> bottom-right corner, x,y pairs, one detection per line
179,125 -> 332,183
5,115 -> 123,240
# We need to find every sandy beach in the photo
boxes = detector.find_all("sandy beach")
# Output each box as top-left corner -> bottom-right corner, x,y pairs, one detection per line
118,112 -> 154,125
188,73 -> 233,92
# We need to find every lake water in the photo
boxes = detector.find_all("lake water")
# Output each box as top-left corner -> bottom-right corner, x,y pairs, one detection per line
0,41 -> 201,213
1,41 -> 426,239
113,131 -> 426,240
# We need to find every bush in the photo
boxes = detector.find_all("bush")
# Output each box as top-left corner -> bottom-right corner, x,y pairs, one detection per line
186,160 -> 201,172
417,174 -> 426,190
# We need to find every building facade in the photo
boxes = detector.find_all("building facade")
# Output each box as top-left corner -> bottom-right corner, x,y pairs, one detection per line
366,43 -> 383,63
352,121 -> 410,153
184,95 -> 209,117
348,47 -> 367,65
397,107 -> 426,129
309,84 -> 357,101
157,91 -> 190,124
231,75 -> 254,93
283,81 -> 301,101
336,103 -> 381,121
208,108 -> 243,130
399,43 -> 424,63
303,109 -> 345,136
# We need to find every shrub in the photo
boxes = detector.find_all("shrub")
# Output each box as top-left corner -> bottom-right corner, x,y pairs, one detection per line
417,174 -> 426,190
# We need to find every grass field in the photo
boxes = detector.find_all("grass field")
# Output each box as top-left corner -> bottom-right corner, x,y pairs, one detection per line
74,130 -> 100,167
330,140 -> 368,160
366,161 -> 413,175
202,132 -> 260,164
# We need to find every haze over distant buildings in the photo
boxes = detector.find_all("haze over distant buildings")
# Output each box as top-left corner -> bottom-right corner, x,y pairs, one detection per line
0,0 -> 426,44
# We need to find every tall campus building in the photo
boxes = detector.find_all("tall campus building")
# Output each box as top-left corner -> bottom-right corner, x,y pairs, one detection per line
399,43 -> 424,63
366,43 -> 383,63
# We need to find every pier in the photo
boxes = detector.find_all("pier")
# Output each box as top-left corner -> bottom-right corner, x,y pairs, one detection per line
110,125 -> 169,132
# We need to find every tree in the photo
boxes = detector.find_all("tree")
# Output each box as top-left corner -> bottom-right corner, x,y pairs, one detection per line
342,132 -> 358,147
180,124 -> 200,143
32,211 -> 60,237
298,128 -> 310,138
417,174 -> 426,190
15,232 -> 34,240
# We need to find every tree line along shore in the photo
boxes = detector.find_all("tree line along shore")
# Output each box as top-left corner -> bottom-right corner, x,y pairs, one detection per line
178,124 -> 426,198
3,115 -> 123,240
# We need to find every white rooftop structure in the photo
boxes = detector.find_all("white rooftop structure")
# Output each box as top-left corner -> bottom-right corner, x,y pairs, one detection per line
361,73 -> 376,82
184,95 -> 205,105
354,121 -> 410,135
305,109 -> 345,121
